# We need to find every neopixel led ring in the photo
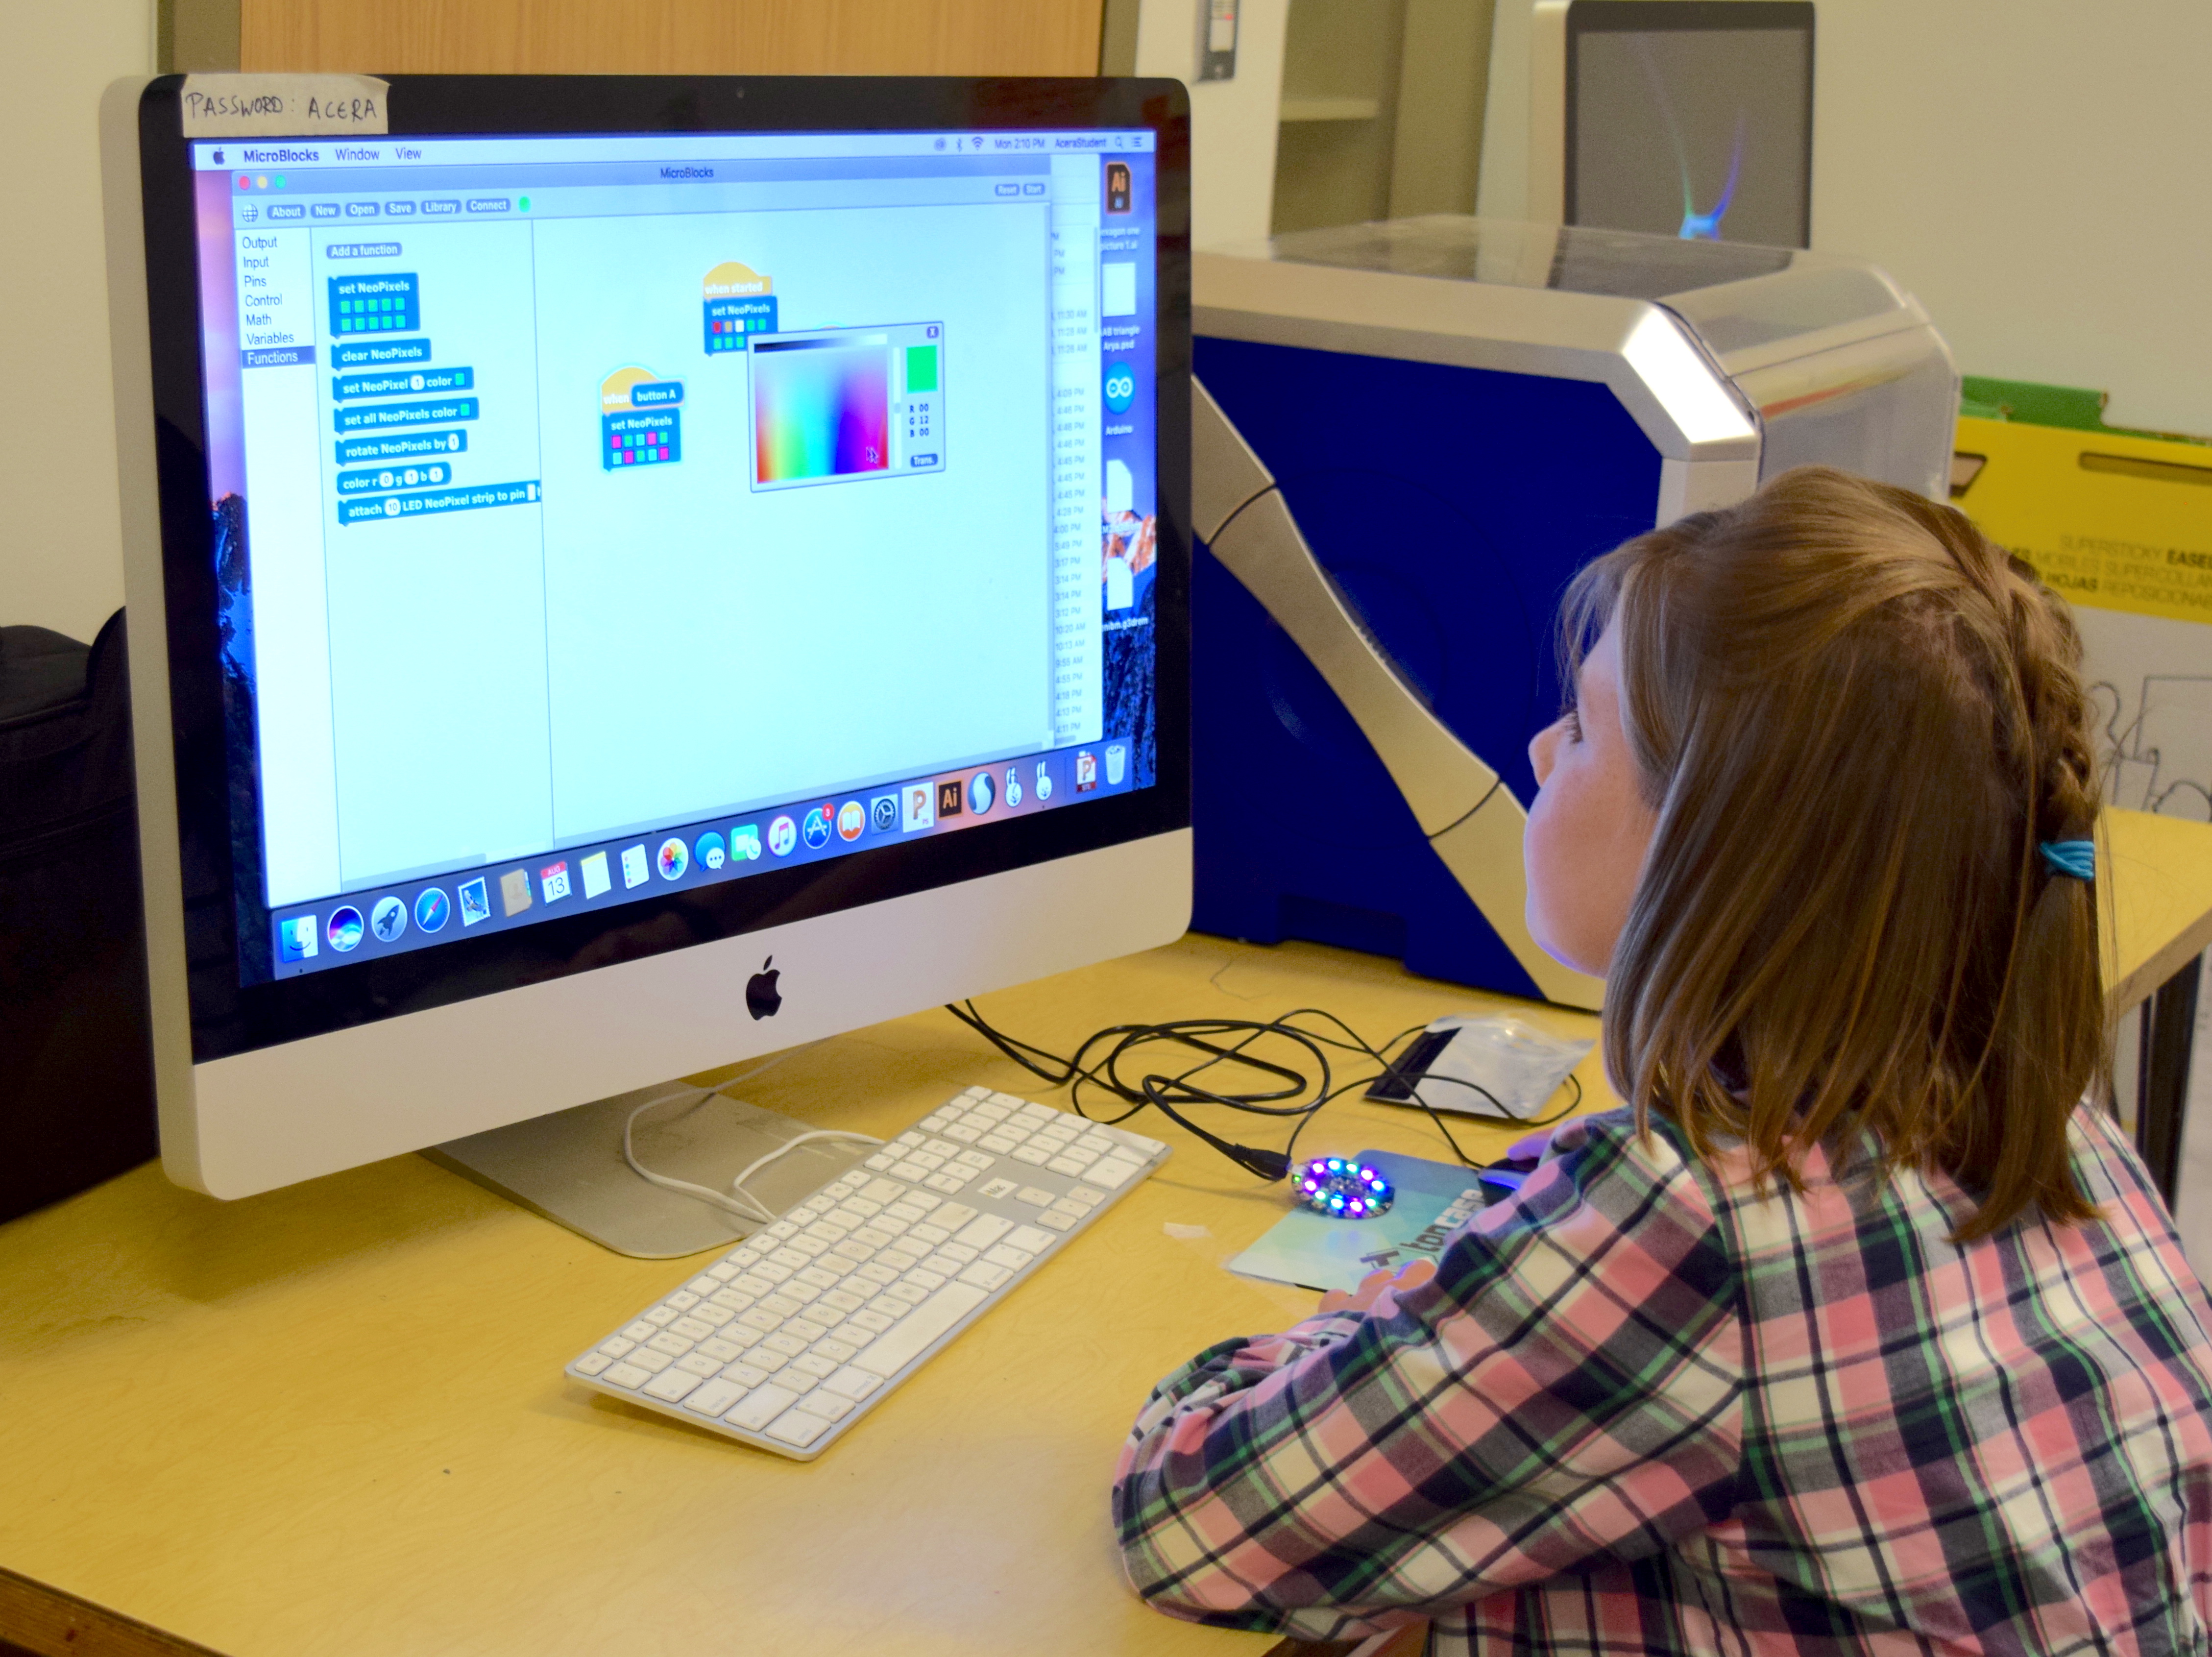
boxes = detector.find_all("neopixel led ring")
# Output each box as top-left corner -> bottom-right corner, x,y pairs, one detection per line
1298,1156 -> 1393,1218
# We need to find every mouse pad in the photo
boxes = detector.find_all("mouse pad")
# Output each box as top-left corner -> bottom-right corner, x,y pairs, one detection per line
1224,1149 -> 1490,1294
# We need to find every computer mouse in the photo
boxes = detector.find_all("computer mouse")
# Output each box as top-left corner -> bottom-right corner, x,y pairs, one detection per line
1297,1157 -> 1394,1218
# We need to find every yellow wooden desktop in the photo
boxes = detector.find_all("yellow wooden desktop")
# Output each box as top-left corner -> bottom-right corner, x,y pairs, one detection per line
2,809 -> 2207,1657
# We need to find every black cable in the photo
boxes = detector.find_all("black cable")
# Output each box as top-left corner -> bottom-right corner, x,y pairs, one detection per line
943,1000 -> 1589,1182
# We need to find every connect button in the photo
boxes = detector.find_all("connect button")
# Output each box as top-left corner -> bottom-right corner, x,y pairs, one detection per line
465,196 -> 510,214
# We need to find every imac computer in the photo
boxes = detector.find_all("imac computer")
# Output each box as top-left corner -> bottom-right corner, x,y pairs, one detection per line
1526,0 -> 1814,246
105,76 -> 1191,1251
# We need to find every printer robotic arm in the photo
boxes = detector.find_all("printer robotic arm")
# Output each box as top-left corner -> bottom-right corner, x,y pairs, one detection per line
1192,380 -> 1605,1012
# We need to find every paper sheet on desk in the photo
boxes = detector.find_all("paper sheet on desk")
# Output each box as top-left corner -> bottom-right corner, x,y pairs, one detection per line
1224,1150 -> 1488,1294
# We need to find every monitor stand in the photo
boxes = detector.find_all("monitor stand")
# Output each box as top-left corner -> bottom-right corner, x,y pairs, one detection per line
423,1082 -> 874,1259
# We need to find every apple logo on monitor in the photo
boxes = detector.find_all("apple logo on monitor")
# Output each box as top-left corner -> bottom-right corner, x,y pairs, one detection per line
746,956 -> 783,1020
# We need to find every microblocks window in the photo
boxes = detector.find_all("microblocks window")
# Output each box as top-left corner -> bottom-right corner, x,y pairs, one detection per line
189,131 -> 1163,982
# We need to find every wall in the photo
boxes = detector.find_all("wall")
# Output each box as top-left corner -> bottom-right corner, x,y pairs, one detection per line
1,0 -> 156,641
1136,0 -> 1290,247
1479,0 -> 2212,437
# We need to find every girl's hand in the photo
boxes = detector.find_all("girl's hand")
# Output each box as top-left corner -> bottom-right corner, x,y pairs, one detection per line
1318,1256 -> 1435,1315
1504,1126 -> 1556,1167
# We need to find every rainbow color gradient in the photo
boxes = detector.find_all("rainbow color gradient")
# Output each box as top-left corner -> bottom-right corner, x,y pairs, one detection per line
752,341 -> 891,484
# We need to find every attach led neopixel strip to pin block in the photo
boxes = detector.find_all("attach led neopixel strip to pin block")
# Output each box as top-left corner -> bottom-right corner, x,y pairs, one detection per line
1297,1156 -> 1394,1218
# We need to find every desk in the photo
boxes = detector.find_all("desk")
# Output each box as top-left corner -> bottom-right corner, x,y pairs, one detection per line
6,811 -> 2208,1657
0,935 -> 1602,1657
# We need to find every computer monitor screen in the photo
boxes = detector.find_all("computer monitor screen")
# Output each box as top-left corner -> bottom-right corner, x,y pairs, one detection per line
1565,1 -> 1813,248
119,78 -> 1190,1197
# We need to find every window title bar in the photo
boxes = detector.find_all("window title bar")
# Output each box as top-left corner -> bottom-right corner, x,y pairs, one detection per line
193,129 -> 1156,171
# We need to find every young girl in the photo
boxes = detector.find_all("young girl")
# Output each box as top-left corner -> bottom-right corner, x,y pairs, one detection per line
1113,467 -> 2212,1654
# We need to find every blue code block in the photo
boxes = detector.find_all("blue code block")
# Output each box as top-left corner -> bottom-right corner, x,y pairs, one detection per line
602,410 -> 681,469
328,272 -> 419,335
705,295 -> 777,354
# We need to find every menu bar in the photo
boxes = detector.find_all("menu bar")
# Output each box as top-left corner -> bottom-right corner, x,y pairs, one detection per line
194,130 -> 1156,171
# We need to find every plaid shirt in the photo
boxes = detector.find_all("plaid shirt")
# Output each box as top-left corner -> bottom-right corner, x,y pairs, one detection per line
1113,1104 -> 2212,1655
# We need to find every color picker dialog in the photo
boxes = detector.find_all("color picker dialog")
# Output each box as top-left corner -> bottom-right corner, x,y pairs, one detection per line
746,322 -> 944,492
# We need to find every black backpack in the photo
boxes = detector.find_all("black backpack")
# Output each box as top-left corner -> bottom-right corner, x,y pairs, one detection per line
0,610 -> 158,1222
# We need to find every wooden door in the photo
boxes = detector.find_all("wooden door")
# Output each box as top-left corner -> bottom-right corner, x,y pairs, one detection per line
240,0 -> 1106,76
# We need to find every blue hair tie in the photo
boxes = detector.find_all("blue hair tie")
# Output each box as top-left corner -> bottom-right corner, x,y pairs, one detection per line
2039,839 -> 2096,880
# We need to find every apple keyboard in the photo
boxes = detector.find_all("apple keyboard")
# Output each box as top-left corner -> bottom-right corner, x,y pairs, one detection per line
565,1085 -> 1169,1459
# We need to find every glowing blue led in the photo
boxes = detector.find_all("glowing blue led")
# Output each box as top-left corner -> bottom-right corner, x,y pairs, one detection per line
1298,1155 -> 1397,1219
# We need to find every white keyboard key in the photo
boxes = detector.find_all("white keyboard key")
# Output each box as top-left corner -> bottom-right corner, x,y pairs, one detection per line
596,1336 -> 637,1359
919,1112 -> 950,1131
903,1268 -> 948,1291
720,1361 -> 769,1388
738,1309 -> 783,1333
801,1195 -> 836,1216
1035,1123 -> 1079,1144
822,1289 -> 868,1313
787,1317 -> 829,1343
642,1305 -> 681,1327
760,1292 -> 803,1316
991,1092 -> 1029,1109
838,1197 -> 882,1219
861,1178 -> 907,1204
852,1282 -> 990,1378
792,1353 -> 840,1379
686,1275 -> 721,1296
748,1347 -> 789,1373
1014,1186 -> 1056,1208
1062,1144 -> 1103,1167
1069,1187 -> 1105,1206
698,1337 -> 747,1363
705,1262 -> 740,1282
1116,1129 -> 1167,1154
855,1262 -> 900,1287
793,1390 -> 853,1422
814,1338 -> 858,1363
1076,1131 -> 1116,1153
904,1190 -> 942,1211
964,1084 -> 993,1098
983,1243 -> 1034,1270
765,1220 -> 801,1240
644,1368 -> 703,1403
721,1326 -> 763,1351
970,1100 -> 1012,1120
871,1215 -> 911,1237
885,1201 -> 927,1222
937,1241 -> 980,1263
572,1351 -> 615,1376
732,1274 -> 777,1298
691,1302 -> 736,1327
1046,1199 -> 1087,1221
924,1172 -> 965,1194
797,1265 -> 843,1291
957,1261 -> 1013,1291
943,1124 -> 982,1144
707,1288 -> 752,1313
666,1290 -> 701,1310
676,1351 -> 723,1378
831,1241 -> 876,1264
725,1384 -> 800,1432
767,1246 -> 808,1270
1046,1156 -> 1087,1177
824,1366 -> 882,1400
864,1152 -> 897,1171
866,1296 -> 911,1320
1006,1224 -> 1054,1253
922,1138 -> 957,1157
1011,1145 -> 1050,1165
885,1281 -> 931,1305
779,1280 -> 821,1304
787,1236 -> 830,1258
824,1177 -> 861,1198
602,1361 -> 651,1389
680,1376 -> 744,1417
978,1177 -> 1019,1200
979,1134 -> 1021,1154
726,1246 -> 763,1268
851,1226 -> 896,1248
629,1347 -> 674,1374
620,1320 -> 656,1342
669,1316 -> 714,1340
1037,1210 -> 1077,1231
877,1248 -> 923,1272
766,1410 -> 829,1448
891,1161 -> 931,1182
1088,1158 -> 1144,1188
955,1149 -> 995,1169
849,1309 -> 896,1333
953,1213 -> 1013,1248
907,1221 -> 951,1246
935,1203 -> 978,1230
1016,1101 -> 1057,1122
763,1332 -> 809,1358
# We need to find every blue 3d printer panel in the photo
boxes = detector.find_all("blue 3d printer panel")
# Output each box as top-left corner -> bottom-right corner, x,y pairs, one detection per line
1192,336 -> 1659,997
